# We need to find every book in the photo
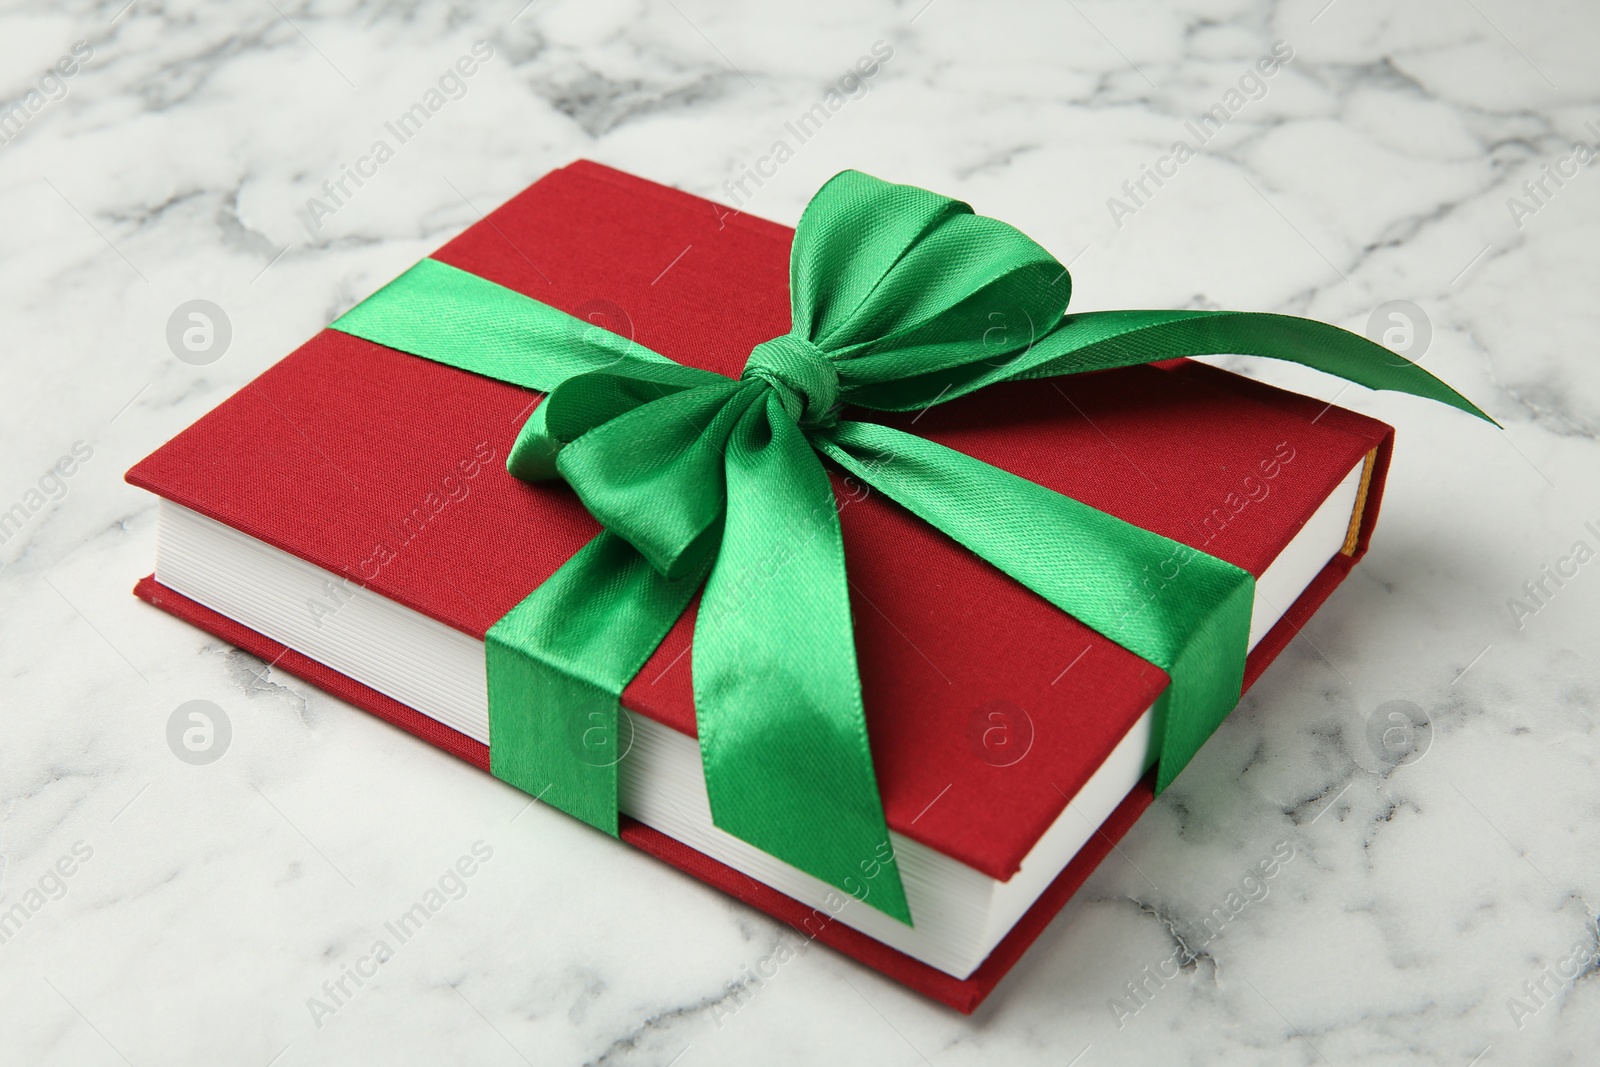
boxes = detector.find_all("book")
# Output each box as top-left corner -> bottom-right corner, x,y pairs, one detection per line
126,160 -> 1392,1011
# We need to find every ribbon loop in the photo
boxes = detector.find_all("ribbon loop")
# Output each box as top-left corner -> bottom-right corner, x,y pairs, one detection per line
556,380 -> 755,580
743,333 -> 841,427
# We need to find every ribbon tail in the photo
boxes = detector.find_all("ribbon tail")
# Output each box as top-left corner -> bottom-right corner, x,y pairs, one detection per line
844,309 -> 1493,425
817,420 -> 1255,794
1013,310 -> 1495,422
693,394 -> 912,925
487,530 -> 707,834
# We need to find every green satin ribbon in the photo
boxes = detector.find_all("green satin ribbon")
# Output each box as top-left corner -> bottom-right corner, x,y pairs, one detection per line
331,170 -> 1489,925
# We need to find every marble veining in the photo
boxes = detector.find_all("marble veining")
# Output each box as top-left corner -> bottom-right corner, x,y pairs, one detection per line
0,0 -> 1597,1063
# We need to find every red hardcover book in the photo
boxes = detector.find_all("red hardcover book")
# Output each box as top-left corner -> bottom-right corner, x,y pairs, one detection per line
126,160 -> 1391,1012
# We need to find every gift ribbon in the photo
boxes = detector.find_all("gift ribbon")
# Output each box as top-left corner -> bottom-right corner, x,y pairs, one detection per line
331,170 -> 1489,924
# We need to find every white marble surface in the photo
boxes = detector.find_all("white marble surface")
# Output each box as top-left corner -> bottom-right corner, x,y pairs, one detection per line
1,0 -> 1597,1063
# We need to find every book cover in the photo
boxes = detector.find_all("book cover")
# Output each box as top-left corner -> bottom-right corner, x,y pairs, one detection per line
127,160 -> 1392,1010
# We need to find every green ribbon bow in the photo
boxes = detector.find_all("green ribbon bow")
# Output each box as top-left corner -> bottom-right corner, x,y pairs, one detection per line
332,170 -> 1489,924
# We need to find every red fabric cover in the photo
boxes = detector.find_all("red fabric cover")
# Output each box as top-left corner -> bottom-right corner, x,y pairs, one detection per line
125,159 -> 1392,886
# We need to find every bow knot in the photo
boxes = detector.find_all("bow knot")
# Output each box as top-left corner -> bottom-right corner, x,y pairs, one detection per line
742,333 -> 841,428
